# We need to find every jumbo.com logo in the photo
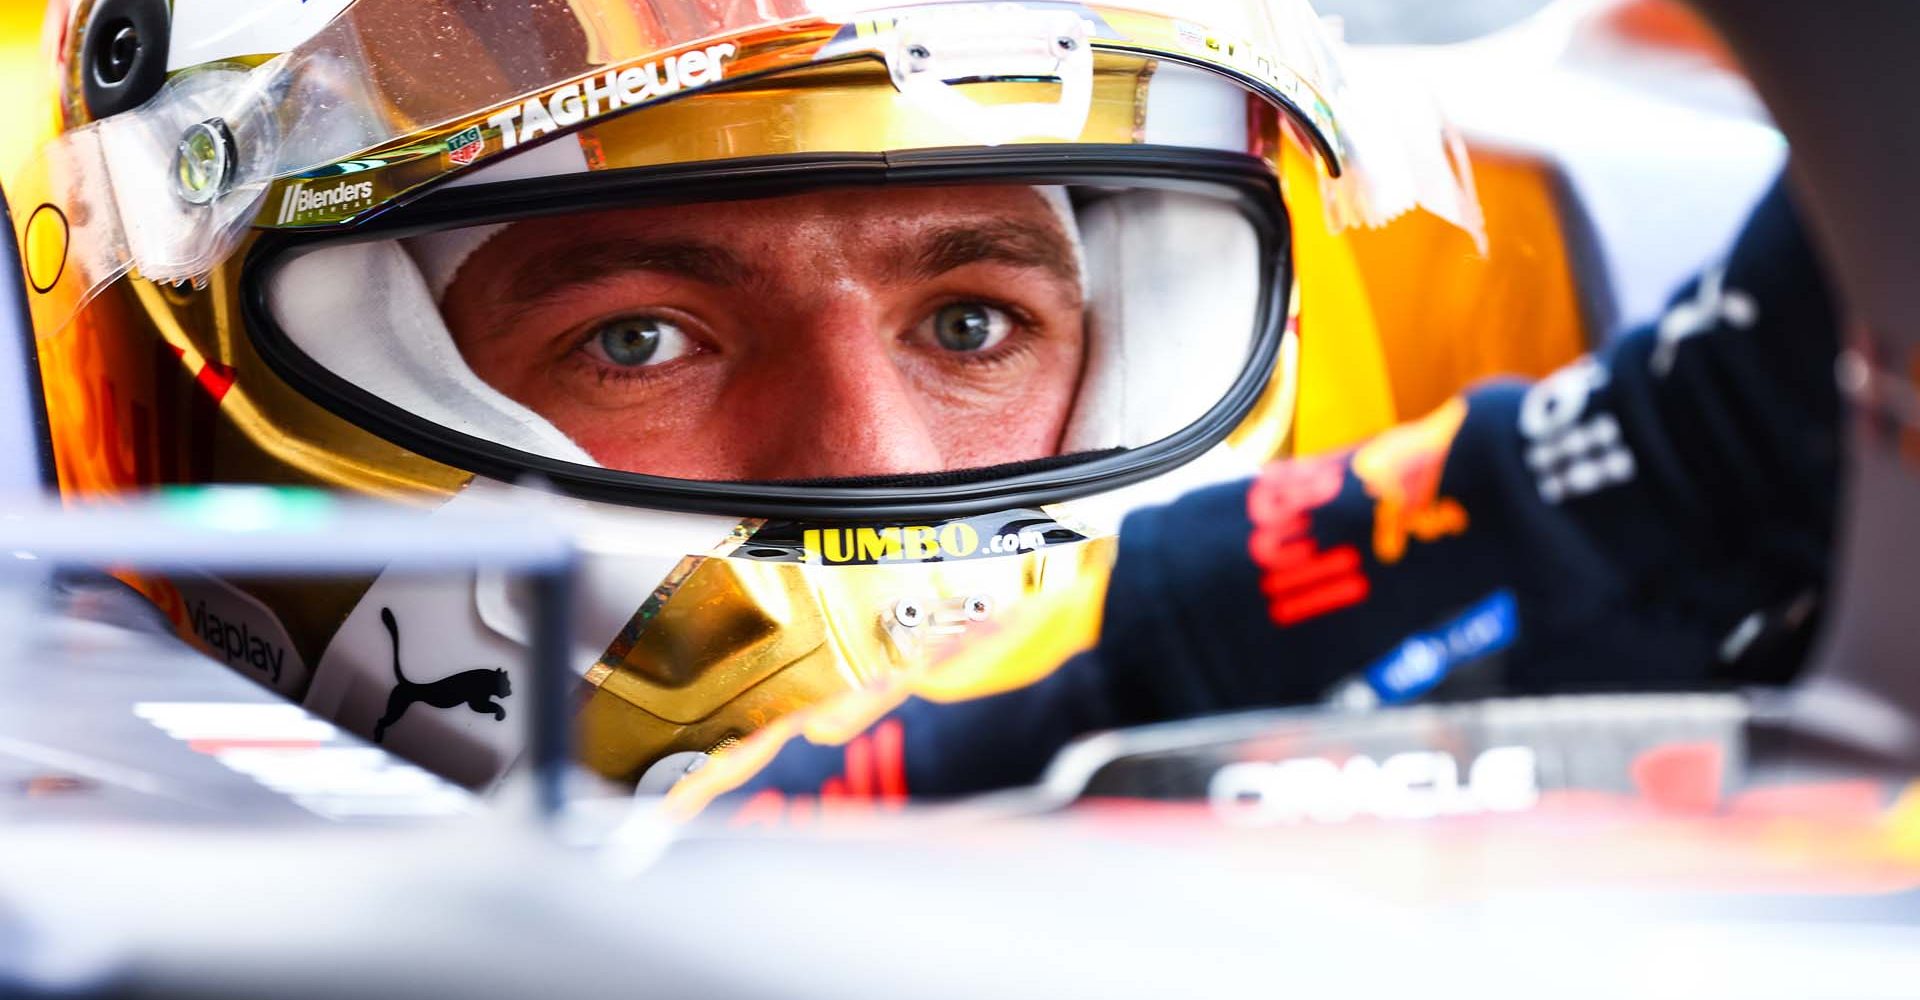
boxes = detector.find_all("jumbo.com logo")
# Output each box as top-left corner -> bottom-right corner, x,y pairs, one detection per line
742,511 -> 1084,566
800,523 -> 1052,564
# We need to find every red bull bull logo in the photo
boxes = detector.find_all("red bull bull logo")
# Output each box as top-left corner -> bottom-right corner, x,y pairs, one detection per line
1247,453 -> 1367,626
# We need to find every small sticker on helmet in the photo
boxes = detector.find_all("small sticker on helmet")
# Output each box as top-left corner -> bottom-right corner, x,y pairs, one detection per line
446,125 -> 485,166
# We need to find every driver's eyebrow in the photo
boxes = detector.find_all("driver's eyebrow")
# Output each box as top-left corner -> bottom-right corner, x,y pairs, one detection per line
501,238 -> 756,313
900,220 -> 1081,287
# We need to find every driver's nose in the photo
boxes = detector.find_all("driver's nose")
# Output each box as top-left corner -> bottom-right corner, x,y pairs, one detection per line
729,299 -> 945,481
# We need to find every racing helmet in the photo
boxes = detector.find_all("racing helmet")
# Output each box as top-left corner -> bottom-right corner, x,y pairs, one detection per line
12,0 -> 1475,787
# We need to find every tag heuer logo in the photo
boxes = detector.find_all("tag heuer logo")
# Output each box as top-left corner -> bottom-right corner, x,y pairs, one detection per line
447,125 -> 485,166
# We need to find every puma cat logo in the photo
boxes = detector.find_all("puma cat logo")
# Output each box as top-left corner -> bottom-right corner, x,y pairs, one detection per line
371,607 -> 511,744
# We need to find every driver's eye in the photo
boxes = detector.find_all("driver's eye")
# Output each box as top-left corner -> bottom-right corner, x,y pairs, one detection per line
584,316 -> 694,367
924,302 -> 1014,353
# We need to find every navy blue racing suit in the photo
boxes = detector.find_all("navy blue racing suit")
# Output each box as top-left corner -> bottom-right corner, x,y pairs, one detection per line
726,174 -> 1839,801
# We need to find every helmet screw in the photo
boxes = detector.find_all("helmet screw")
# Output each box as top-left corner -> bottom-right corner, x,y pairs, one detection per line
906,43 -> 931,61
95,22 -> 141,86
893,599 -> 924,628
965,595 -> 993,622
1055,36 -> 1078,53
173,119 -> 237,207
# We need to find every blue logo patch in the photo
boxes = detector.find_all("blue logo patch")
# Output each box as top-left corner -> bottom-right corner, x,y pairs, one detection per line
1364,590 -> 1518,704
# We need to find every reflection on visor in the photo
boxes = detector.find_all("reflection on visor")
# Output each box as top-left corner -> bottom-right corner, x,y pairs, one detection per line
261,176 -> 1274,488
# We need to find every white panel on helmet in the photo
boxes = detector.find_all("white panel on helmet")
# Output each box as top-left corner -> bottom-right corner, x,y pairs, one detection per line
167,0 -> 358,70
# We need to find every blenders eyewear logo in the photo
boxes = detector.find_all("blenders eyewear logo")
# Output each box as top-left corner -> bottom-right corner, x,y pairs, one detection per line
275,177 -> 377,225
487,43 -> 738,151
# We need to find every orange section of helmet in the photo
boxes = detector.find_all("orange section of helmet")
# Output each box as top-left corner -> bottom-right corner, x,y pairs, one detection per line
1349,145 -> 1596,424
1284,141 -> 1594,458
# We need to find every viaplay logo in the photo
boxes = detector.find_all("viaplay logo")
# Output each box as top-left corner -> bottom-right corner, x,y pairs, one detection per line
275,178 -> 376,225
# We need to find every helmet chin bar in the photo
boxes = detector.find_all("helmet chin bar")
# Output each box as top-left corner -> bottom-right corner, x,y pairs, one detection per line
242,146 -> 1293,521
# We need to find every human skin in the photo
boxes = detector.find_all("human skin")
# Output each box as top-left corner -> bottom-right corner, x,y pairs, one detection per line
442,185 -> 1087,480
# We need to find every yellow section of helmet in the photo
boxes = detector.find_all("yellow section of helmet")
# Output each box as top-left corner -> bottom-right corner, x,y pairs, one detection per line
1282,139 -> 1403,454
0,4 -> 52,191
